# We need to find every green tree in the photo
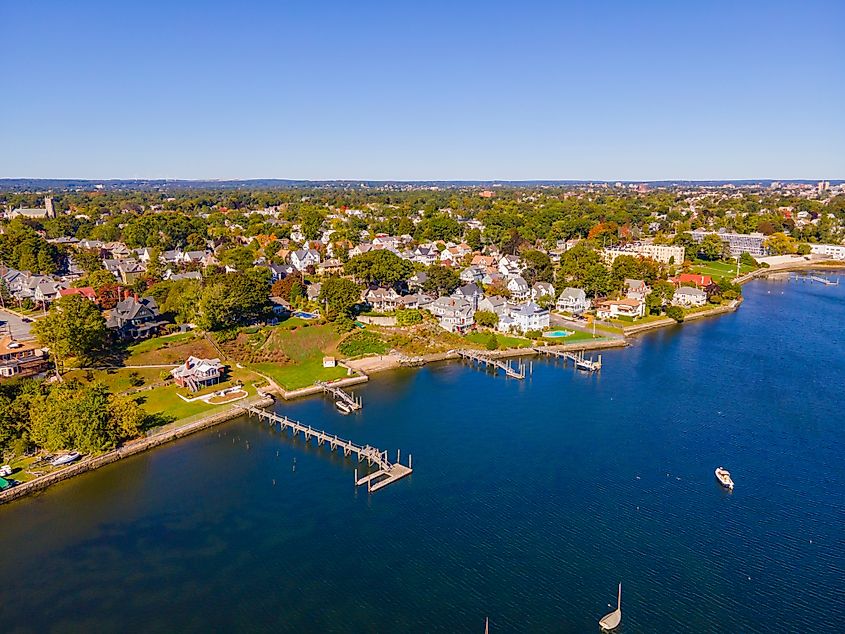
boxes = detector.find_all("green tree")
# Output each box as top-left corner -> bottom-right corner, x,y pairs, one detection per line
32,295 -> 108,373
763,232 -> 796,255
87,269 -> 118,292
485,333 -> 499,350
474,310 -> 499,328
318,276 -> 362,320
465,228 -> 483,251
396,309 -> 423,326
699,234 -> 727,261
423,265 -> 461,295
521,249 -> 554,285
344,250 -> 413,287
796,243 -> 811,256
666,305 -> 684,322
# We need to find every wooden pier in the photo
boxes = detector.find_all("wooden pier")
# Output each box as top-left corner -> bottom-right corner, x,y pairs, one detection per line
533,347 -> 602,372
457,349 -> 525,379
242,405 -> 412,492
316,381 -> 362,411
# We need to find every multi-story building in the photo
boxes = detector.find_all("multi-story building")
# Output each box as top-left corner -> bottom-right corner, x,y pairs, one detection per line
603,243 -> 685,264
689,230 -> 767,257
809,243 -> 845,260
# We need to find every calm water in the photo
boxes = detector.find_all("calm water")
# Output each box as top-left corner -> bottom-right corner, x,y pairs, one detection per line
2,276 -> 844,633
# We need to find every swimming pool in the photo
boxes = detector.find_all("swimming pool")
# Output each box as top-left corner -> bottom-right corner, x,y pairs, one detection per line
294,311 -> 318,319
543,330 -> 573,338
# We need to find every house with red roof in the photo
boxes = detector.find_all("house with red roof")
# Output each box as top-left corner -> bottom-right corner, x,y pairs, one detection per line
59,286 -> 97,302
669,273 -> 712,288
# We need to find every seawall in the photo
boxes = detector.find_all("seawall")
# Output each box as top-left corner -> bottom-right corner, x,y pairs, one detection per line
0,395 -> 274,506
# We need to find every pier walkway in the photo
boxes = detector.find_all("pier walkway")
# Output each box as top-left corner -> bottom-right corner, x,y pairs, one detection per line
457,349 -> 525,379
316,381 -> 362,411
241,405 -> 412,492
533,347 -> 603,371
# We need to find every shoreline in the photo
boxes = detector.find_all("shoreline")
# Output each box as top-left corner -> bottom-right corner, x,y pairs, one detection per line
3,265 -> 841,507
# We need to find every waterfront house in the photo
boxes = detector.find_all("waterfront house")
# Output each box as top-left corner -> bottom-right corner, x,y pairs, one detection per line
594,298 -> 645,320
430,297 -> 473,333
556,287 -> 590,314
170,356 -> 224,392
669,273 -> 713,288
0,336 -> 49,379
508,301 -> 550,334
106,295 -> 167,339
365,286 -> 401,312
673,286 -> 707,307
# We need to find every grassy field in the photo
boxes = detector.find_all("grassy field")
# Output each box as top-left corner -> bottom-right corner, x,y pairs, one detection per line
248,323 -> 348,390
689,260 -> 756,279
64,367 -> 166,392
464,332 -> 533,348
544,329 -> 604,343
124,333 -> 218,366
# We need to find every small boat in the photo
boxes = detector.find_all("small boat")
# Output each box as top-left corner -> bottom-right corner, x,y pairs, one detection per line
335,401 -> 352,415
51,452 -> 81,467
715,467 -> 734,490
599,583 -> 622,631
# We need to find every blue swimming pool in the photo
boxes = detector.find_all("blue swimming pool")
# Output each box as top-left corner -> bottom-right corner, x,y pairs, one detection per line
544,330 -> 572,338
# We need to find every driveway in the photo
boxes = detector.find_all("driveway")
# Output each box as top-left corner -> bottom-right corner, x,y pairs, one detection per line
0,309 -> 36,341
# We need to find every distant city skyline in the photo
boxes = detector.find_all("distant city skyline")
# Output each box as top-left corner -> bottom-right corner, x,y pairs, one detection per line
3,0 -> 843,180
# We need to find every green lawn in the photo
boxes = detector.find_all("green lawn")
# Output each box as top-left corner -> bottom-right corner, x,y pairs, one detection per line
64,367 -> 166,392
689,260 -> 756,279
247,322 -> 348,390
544,329 -> 604,343
464,332 -> 534,349
125,331 -> 198,356
136,368 -> 261,422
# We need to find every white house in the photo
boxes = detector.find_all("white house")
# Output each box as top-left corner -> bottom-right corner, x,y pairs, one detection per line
290,248 -> 321,271
624,279 -> 650,301
451,283 -> 484,310
673,286 -> 707,307
594,298 -> 645,319
556,287 -> 590,314
531,281 -> 555,301
498,255 -> 522,278
508,302 -> 550,333
506,276 -> 531,301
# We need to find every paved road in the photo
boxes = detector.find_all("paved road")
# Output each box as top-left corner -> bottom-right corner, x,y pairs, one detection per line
0,309 -> 35,341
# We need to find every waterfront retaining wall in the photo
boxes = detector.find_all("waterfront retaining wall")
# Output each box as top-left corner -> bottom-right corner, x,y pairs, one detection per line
0,396 -> 274,506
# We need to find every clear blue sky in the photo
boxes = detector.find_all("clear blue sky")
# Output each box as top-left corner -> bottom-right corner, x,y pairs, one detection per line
2,0 -> 843,181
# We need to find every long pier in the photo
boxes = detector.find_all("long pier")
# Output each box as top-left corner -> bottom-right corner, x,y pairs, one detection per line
242,405 -> 412,492
533,347 -> 602,372
457,349 -> 525,379
316,381 -> 362,411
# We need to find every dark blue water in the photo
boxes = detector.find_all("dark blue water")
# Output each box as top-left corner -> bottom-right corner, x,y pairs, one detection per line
2,277 -> 844,633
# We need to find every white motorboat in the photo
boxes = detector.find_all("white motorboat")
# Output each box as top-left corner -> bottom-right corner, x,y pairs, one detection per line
335,401 -> 352,415
715,467 -> 734,490
51,452 -> 81,467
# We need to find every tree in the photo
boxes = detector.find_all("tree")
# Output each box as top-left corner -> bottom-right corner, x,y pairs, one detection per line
87,269 -> 119,292
665,305 -> 684,322
423,265 -> 460,295
796,243 -> 811,256
33,295 -> 108,373
485,279 -> 511,298
271,272 -> 304,302
465,228 -> 483,251
763,232 -> 796,255
75,249 -> 104,274
474,310 -> 498,328
344,250 -> 413,287
699,234 -> 727,261
318,276 -> 362,320
521,249 -> 554,285
740,251 -> 758,268
221,246 -> 255,271
485,333 -> 499,350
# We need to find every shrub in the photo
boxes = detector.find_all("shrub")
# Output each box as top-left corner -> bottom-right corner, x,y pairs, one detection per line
666,305 -> 684,322
396,309 -> 422,326
338,330 -> 389,357
485,334 -> 499,350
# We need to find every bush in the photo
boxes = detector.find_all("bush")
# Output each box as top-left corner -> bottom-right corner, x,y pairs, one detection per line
740,252 -> 758,268
159,369 -> 172,382
338,330 -> 389,357
485,334 -> 499,350
396,309 -> 422,326
524,330 -> 543,339
666,305 -> 684,323
708,294 -> 723,304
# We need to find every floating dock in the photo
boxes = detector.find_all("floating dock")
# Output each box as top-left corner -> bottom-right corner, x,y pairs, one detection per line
316,381 -> 363,411
457,349 -> 525,379
533,347 -> 602,371
242,405 -> 412,492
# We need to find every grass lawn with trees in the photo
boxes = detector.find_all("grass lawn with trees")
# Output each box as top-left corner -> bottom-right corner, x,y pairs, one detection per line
689,260 -> 756,279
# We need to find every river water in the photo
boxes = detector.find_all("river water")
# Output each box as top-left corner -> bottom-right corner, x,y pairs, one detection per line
1,275 -> 844,633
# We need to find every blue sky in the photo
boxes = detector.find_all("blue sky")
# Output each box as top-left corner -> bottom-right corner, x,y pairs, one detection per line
2,1 -> 843,180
